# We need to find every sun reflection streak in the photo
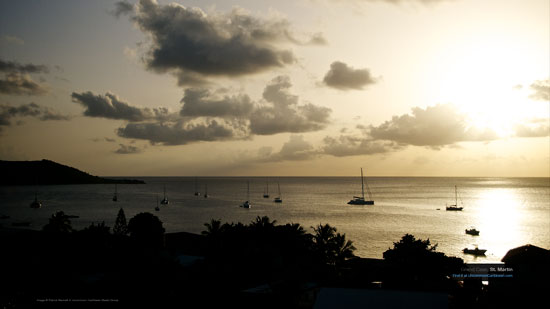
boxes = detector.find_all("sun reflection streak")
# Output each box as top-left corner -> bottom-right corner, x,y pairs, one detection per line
476,189 -> 524,258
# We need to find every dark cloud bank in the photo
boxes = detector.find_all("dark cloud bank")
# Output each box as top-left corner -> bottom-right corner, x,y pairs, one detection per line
121,0 -> 325,85
0,102 -> 70,132
74,76 -> 331,145
0,59 -> 50,96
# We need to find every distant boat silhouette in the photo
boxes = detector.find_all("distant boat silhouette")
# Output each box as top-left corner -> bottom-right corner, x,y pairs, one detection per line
241,181 -> 251,209
263,180 -> 270,198
463,246 -> 486,256
446,186 -> 463,211
30,191 -> 42,209
465,227 -> 480,236
112,184 -> 118,202
160,185 -> 169,205
204,184 -> 208,198
274,182 -> 282,203
194,177 -> 200,196
155,194 -> 160,211
348,168 -> 374,205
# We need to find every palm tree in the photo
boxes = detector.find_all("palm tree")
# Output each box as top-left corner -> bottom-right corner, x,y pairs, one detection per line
250,216 -> 277,230
312,223 -> 355,266
202,219 -> 223,237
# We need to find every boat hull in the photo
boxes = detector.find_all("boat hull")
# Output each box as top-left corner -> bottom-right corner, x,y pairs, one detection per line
463,248 -> 486,256
348,199 -> 374,205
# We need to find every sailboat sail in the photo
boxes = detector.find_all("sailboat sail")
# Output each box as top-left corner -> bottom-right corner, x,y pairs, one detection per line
446,186 -> 463,211
161,185 -> 169,205
274,182 -> 282,203
348,168 -> 374,205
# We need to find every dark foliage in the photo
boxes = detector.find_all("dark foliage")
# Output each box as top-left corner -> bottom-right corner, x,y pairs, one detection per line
383,234 -> 463,291
127,212 -> 165,249
113,208 -> 128,236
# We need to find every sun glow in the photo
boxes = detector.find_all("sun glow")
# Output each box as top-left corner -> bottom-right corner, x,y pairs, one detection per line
430,33 -> 548,138
476,189 -> 525,258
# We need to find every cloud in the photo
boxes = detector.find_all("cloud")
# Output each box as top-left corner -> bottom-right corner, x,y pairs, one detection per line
250,76 -> 331,134
368,104 -> 498,147
0,59 -> 49,74
0,102 -> 70,131
71,91 -> 171,121
1,35 -> 25,46
0,73 -> 49,96
111,1 -> 134,18
180,88 -> 254,118
116,118 -> 249,145
0,59 -> 50,96
330,0 -> 453,5
257,135 -> 316,162
128,0 -> 321,85
529,79 -> 549,101
114,143 -> 142,154
514,119 -> 549,138
323,61 -> 377,90
322,135 -> 400,157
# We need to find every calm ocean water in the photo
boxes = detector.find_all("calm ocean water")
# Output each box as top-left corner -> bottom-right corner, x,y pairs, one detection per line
1,177 -> 549,262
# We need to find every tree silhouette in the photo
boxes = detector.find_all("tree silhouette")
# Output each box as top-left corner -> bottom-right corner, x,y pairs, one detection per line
312,223 -> 356,266
42,211 -> 73,234
202,219 -> 223,237
383,234 -> 463,290
383,233 -> 437,263
127,212 -> 165,249
113,208 -> 128,236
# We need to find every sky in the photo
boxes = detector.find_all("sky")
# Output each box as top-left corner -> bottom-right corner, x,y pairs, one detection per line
0,0 -> 548,177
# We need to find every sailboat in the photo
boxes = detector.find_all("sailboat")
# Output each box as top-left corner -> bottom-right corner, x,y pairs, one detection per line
348,168 -> 374,205
30,191 -> 42,209
274,182 -> 282,203
204,184 -> 208,198
160,185 -> 169,205
194,177 -> 200,196
446,186 -> 463,211
263,180 -> 270,198
155,194 -> 160,211
112,184 -> 118,202
241,181 -> 251,208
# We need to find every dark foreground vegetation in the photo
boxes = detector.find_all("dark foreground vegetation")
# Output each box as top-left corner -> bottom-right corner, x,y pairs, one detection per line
0,159 -> 145,185
1,210 -> 548,308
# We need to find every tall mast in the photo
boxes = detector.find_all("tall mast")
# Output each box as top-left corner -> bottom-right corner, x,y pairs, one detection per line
247,181 -> 250,200
361,168 -> 365,199
455,185 -> 457,206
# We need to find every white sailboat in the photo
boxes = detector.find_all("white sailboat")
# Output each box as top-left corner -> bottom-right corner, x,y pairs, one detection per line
241,181 -> 251,208
274,182 -> 282,203
348,168 -> 374,205
446,186 -> 463,211
160,185 -> 169,205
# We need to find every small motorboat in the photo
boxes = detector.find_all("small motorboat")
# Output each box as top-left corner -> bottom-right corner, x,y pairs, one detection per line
463,247 -> 486,256
465,227 -> 480,236
241,200 -> 251,209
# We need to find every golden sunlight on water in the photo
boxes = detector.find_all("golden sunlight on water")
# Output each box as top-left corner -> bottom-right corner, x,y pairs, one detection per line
476,189 -> 524,259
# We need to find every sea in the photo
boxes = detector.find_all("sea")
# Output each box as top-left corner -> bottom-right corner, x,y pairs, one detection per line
1,177 -> 549,263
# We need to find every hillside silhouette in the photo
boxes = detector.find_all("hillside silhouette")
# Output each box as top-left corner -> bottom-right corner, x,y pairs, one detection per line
0,159 -> 144,185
